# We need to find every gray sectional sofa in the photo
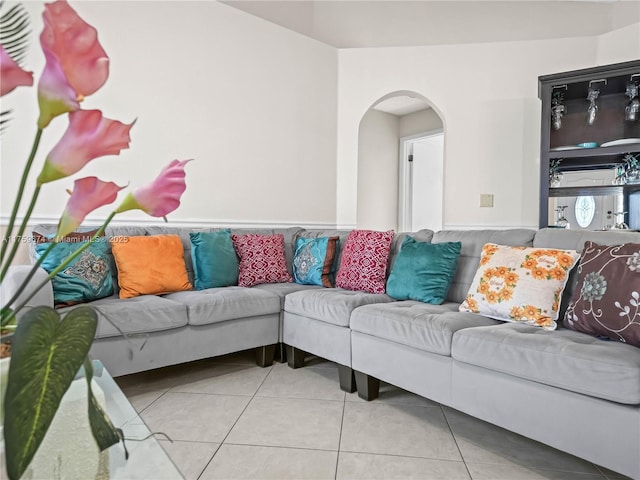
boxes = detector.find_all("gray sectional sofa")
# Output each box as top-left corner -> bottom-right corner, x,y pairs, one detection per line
3,224 -> 640,479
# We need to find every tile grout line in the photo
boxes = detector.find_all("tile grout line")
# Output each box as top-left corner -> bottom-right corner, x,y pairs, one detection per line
195,363 -> 277,479
125,355 -> 624,480
334,391 -> 348,480
439,404 -> 474,480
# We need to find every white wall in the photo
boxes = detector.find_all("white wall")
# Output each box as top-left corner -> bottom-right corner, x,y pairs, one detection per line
337,37 -> 607,229
399,108 -> 443,138
356,106 -> 444,231
3,1 -> 637,238
1,1 -> 338,230
596,22 -> 640,65
337,21 -> 640,229
357,109 -> 399,229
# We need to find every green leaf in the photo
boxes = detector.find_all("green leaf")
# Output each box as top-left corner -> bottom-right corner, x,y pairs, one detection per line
0,2 -> 31,64
1,305 -> 16,328
0,1 -> 31,134
3,305 -> 97,480
83,358 -> 127,457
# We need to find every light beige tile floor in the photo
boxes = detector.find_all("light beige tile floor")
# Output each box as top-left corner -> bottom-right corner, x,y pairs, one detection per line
115,350 -> 632,480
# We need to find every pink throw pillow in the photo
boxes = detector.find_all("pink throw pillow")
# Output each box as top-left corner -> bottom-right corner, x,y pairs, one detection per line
335,229 -> 395,294
232,233 -> 293,287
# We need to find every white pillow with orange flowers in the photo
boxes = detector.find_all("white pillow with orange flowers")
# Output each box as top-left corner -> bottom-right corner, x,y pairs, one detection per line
459,243 -> 580,330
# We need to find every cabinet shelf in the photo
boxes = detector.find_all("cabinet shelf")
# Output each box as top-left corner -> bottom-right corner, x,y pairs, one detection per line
549,184 -> 640,197
547,143 -> 640,160
539,60 -> 640,229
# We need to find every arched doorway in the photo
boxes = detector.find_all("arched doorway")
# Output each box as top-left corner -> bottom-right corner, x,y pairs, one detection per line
357,91 -> 445,231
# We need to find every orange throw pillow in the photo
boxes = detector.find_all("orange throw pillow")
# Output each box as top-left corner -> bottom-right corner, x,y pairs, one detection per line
111,234 -> 192,299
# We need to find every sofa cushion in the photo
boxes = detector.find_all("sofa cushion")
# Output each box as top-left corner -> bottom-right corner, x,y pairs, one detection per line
253,283 -> 321,309
35,238 -> 113,307
232,233 -> 293,287
565,242 -> 640,347
432,229 -> 537,304
335,229 -> 395,294
284,288 -> 394,327
60,294 -> 189,339
459,244 -> 579,330
350,301 -> 500,356
452,323 -> 640,405
386,238 -> 461,304
292,236 -> 339,287
111,234 -> 193,299
190,230 -> 239,289
165,286 -> 281,326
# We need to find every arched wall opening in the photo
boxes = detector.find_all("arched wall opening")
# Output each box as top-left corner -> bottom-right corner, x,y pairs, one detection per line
357,90 -> 445,231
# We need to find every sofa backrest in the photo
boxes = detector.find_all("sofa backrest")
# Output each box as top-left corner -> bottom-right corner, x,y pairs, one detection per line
298,228 -> 434,279
30,224 -> 436,294
431,229 -> 537,304
30,224 -> 305,293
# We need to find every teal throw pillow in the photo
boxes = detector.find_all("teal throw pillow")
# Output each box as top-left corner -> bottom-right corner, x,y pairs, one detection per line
386,237 -> 461,304
293,236 -> 339,287
35,238 -> 113,307
190,230 -> 239,289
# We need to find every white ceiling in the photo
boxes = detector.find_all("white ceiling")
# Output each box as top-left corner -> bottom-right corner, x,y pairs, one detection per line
221,1 -> 640,49
372,95 -> 431,116
221,0 -> 639,116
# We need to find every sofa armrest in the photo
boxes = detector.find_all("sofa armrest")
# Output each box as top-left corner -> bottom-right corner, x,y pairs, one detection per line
1,265 -> 54,311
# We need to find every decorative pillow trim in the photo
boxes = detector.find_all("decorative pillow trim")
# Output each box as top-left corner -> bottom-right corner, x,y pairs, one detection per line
321,237 -> 339,287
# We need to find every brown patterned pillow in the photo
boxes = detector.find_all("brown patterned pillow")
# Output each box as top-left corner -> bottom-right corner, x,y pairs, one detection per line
564,241 -> 640,347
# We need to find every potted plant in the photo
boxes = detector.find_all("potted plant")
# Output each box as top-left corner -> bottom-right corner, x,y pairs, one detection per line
0,2 -> 191,478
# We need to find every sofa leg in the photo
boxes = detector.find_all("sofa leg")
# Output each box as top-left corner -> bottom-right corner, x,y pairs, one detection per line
355,371 -> 380,401
338,365 -> 356,393
256,344 -> 276,368
286,346 -> 306,369
274,342 -> 287,363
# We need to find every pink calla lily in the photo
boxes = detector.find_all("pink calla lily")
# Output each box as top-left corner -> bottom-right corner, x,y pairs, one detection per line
56,177 -> 125,239
0,45 -> 33,96
37,0 -> 109,128
38,109 -> 134,185
37,47 -> 80,128
116,159 -> 191,218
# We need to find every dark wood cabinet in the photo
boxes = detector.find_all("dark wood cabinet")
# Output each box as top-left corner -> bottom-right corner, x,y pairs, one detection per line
538,60 -> 640,229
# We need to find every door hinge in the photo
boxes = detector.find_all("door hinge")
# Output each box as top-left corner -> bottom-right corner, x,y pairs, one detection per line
408,154 -> 413,162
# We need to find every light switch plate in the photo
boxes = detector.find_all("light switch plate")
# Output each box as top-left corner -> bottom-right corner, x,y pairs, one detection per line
480,194 -> 494,207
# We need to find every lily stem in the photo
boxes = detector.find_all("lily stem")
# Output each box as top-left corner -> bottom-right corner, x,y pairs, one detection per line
0,128 -> 43,269
0,184 -> 41,283
0,242 -> 55,327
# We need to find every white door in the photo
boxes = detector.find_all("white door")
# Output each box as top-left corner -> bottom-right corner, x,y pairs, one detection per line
399,131 -> 444,231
